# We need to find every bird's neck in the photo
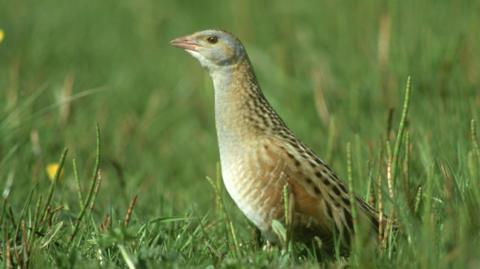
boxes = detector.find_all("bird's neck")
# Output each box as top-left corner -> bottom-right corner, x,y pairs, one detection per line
211,57 -> 277,148
212,58 -> 258,138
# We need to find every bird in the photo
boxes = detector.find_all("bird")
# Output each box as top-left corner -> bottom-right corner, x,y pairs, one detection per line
170,29 -> 388,250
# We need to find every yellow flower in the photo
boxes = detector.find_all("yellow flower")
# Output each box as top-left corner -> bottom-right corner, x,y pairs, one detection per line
46,163 -> 64,182
0,30 -> 4,44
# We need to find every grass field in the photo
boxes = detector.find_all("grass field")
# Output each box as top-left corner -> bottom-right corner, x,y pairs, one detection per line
1,0 -> 480,268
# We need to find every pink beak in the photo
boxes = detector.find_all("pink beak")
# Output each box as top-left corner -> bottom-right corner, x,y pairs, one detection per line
170,35 -> 198,52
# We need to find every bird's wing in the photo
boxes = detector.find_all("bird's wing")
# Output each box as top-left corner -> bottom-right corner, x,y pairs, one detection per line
258,134 -> 383,240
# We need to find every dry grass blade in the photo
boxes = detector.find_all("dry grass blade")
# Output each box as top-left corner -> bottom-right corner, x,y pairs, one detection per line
124,195 -> 138,227
100,214 -> 111,231
387,149 -> 394,200
60,73 -> 74,126
471,119 -> 480,166
378,13 -> 393,105
5,231 -> 12,269
311,68 -> 331,126
21,220 -> 29,268
378,13 -> 391,73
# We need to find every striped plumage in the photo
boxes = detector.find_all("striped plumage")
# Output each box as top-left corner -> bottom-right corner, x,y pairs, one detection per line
171,30 -> 386,248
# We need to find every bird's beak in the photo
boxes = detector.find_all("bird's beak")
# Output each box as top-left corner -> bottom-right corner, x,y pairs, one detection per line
170,35 -> 199,52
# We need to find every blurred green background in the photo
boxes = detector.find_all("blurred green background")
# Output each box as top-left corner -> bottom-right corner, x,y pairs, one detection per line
1,0 -> 479,267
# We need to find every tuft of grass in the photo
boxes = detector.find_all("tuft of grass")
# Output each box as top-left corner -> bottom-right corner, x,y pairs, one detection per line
68,124 -> 101,248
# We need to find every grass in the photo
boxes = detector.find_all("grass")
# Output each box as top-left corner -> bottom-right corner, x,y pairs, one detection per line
1,0 -> 480,267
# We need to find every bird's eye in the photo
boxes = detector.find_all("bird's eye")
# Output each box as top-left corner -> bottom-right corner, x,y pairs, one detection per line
206,36 -> 218,44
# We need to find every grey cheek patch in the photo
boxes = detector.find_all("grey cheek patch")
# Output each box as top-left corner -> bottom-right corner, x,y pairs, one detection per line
217,46 -> 238,66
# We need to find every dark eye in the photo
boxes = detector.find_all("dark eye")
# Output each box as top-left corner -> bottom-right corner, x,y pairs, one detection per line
206,36 -> 218,44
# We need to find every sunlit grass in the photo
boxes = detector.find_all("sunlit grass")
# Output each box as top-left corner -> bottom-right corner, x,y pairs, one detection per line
0,0 -> 479,268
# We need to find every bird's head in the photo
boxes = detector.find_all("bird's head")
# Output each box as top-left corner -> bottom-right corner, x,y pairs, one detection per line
170,29 -> 246,71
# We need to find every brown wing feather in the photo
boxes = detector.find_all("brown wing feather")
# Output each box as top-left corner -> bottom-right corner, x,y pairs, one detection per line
260,135 -> 384,244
